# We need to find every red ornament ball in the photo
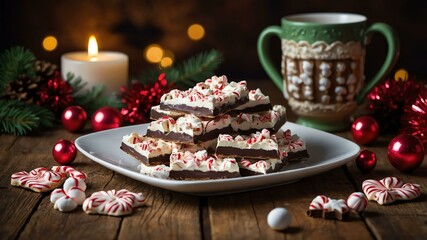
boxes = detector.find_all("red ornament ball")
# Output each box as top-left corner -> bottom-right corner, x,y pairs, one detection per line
355,150 -> 377,173
351,116 -> 380,145
61,106 -> 87,132
52,139 -> 77,165
401,91 -> 427,146
91,107 -> 123,132
387,134 -> 425,172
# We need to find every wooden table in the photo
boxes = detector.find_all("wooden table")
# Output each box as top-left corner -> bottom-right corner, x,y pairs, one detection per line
1,79 -> 426,240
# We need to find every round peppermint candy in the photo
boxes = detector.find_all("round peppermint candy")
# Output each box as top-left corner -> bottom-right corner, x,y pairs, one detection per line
347,192 -> 368,212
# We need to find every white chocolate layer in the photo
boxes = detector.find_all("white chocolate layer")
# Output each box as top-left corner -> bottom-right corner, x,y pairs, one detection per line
239,158 -> 283,174
217,129 -> 278,151
122,132 -> 217,161
122,133 -> 173,159
231,105 -> 286,131
139,164 -> 170,179
170,150 -> 239,173
233,88 -> 270,110
148,114 -> 231,137
160,75 -> 249,111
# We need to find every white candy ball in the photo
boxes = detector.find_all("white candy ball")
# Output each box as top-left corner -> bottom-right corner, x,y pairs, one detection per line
54,196 -> 78,212
347,192 -> 368,213
267,207 -> 292,231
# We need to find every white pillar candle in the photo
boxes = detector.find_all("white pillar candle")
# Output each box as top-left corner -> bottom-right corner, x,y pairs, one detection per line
61,36 -> 128,95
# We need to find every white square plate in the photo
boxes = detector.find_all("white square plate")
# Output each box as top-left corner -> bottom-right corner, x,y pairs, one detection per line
75,122 -> 360,196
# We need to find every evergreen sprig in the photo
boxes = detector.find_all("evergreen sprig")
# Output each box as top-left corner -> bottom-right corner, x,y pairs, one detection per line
0,99 -> 54,135
0,46 -> 36,93
137,49 -> 223,88
65,72 -> 123,116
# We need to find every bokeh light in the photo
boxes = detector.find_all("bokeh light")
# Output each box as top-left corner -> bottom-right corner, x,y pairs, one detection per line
42,35 -> 58,51
160,57 -> 173,68
394,69 -> 408,81
145,44 -> 163,63
187,24 -> 205,41
160,50 -> 175,68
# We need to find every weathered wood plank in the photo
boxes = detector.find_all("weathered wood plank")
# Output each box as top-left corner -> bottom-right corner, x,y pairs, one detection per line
118,181 -> 201,239
17,138 -> 120,240
6,127 -> 201,240
208,168 -> 373,240
0,127 -> 117,240
0,128 -> 79,240
338,131 -> 427,239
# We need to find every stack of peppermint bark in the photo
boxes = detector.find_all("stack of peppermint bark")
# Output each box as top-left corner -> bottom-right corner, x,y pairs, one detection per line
120,75 -> 309,180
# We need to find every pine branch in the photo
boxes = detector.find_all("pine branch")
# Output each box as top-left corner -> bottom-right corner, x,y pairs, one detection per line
136,49 -> 223,88
0,99 -> 54,135
65,72 -> 87,93
0,46 -> 36,94
66,73 -> 123,116
168,49 -> 224,88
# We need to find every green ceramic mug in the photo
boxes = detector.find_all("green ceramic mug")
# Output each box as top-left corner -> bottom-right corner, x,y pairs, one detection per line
258,13 -> 399,131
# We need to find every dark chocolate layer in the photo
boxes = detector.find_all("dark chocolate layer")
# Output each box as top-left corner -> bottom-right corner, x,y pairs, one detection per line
120,142 -> 170,166
169,170 -> 241,180
287,150 -> 309,162
146,130 -> 194,143
307,208 -> 349,221
228,103 -> 272,116
160,96 -> 249,118
150,107 -> 184,120
272,113 -> 288,132
307,209 -> 324,218
216,146 -> 279,159
324,210 -> 349,221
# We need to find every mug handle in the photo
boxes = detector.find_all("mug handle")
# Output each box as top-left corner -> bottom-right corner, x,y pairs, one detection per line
257,26 -> 285,95
356,23 -> 400,104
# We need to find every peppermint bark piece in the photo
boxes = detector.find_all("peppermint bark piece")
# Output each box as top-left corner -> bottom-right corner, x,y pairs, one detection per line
121,132 -> 217,165
228,88 -> 272,115
276,129 -> 309,162
216,129 -> 280,159
120,133 -> 173,166
160,75 -> 249,118
231,105 -> 287,135
146,114 -> 232,144
169,150 -> 240,180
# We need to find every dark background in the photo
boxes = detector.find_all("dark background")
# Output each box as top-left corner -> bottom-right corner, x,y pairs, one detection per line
1,0 -> 426,81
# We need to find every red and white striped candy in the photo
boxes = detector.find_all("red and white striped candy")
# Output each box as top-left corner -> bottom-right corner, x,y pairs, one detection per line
83,189 -> 146,216
347,192 -> 368,212
362,177 -> 420,205
51,166 -> 87,180
309,195 -> 329,210
11,167 -> 66,192
53,196 -> 78,212
50,177 -> 87,212
395,183 -> 421,200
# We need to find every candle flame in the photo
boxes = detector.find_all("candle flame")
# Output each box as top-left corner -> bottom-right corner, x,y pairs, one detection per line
88,35 -> 98,60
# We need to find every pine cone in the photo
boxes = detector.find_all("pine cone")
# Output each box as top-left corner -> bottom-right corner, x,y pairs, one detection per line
2,74 -> 39,103
35,60 -> 57,83
1,61 -> 58,103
